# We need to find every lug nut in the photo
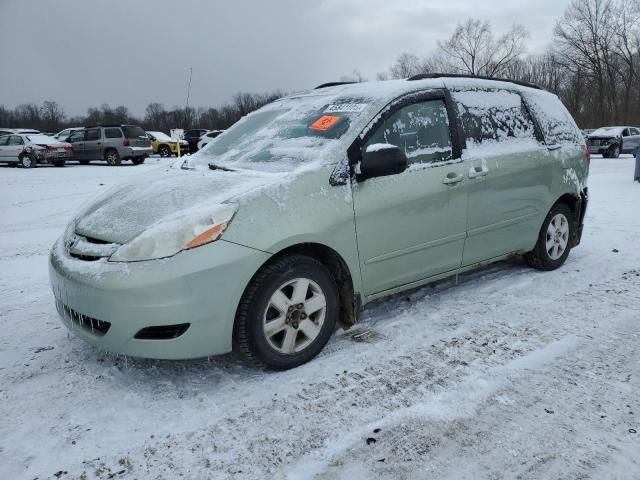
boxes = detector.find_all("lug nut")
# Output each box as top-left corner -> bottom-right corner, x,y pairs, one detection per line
297,303 -> 304,309
292,322 -> 299,329
301,313 -> 307,319
288,306 -> 294,312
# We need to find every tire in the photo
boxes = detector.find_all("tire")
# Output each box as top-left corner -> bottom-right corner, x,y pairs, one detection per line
104,149 -> 121,166
19,153 -> 36,168
131,158 -> 144,165
234,254 -> 339,370
524,203 -> 575,271
609,144 -> 620,159
53,160 -> 65,167
79,160 -> 90,165
158,145 -> 171,157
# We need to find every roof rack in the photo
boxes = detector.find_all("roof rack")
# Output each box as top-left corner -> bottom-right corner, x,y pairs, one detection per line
314,81 -> 357,90
407,73 -> 544,91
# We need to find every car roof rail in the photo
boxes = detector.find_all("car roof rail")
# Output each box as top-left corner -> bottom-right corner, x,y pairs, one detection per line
407,73 -> 544,91
314,81 -> 357,89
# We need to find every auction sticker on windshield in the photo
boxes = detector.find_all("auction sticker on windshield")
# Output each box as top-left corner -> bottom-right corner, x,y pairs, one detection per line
324,103 -> 367,113
309,115 -> 342,132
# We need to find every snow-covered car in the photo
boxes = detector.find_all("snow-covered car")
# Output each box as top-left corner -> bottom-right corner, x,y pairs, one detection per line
49,75 -> 589,369
587,126 -> 640,158
0,133 -> 72,168
147,131 -> 189,157
197,130 -> 225,150
0,128 -> 40,136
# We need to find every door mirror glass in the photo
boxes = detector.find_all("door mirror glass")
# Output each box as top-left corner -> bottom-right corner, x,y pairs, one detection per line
359,144 -> 407,180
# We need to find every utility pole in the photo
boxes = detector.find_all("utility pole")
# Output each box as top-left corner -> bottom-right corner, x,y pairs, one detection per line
185,66 -> 193,127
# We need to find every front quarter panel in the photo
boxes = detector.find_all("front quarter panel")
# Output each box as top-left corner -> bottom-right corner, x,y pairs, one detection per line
222,166 -> 363,297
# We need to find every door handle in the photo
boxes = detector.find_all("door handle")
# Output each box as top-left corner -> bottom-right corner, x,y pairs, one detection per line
442,173 -> 464,185
468,165 -> 489,179
97,142 -> 101,145
547,144 -> 562,151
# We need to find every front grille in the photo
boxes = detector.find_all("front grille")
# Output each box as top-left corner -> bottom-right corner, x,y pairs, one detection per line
56,299 -> 111,336
83,235 -> 110,245
69,252 -> 102,261
67,232 -> 119,261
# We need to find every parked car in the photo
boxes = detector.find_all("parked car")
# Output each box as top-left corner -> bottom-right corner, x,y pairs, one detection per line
66,125 -> 152,165
183,128 -> 209,153
0,133 -> 71,167
147,131 -> 189,157
0,128 -> 40,136
586,126 -> 640,158
197,130 -> 225,150
54,127 -> 83,142
49,75 -> 589,369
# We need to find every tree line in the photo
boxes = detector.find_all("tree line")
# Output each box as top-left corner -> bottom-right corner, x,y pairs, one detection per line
1,0 -> 638,132
0,91 -> 283,134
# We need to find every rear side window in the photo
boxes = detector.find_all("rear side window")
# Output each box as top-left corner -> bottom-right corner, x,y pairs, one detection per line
364,99 -> 453,165
451,89 -> 536,148
9,136 -> 24,145
122,126 -> 146,138
86,129 -> 101,141
104,128 -> 123,138
521,90 -> 582,145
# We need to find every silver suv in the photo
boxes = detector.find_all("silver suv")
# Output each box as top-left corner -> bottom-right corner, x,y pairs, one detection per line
66,125 -> 152,165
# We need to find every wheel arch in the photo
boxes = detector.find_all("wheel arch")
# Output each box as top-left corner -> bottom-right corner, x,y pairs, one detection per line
243,242 -> 360,330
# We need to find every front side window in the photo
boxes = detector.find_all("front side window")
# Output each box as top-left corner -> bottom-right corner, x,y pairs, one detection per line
105,128 -> 123,139
68,130 -> 85,142
0,135 -> 9,146
86,129 -> 101,141
364,99 -> 453,164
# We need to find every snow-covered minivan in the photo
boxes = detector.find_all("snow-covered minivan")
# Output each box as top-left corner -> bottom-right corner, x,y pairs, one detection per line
49,75 -> 589,369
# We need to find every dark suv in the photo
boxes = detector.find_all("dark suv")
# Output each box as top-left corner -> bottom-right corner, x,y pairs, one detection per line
65,125 -> 152,165
183,128 -> 209,153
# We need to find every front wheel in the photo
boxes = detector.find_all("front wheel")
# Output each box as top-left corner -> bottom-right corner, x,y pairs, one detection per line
234,255 -> 338,370
524,203 -> 575,271
609,144 -> 621,159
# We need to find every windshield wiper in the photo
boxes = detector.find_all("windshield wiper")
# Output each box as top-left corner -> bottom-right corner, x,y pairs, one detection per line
208,163 -> 235,172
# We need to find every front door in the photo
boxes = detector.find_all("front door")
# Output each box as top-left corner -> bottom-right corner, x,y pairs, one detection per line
352,93 -> 468,296
67,130 -> 86,160
83,128 -> 102,160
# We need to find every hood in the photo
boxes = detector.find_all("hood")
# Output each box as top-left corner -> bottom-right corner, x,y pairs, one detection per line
74,167 -> 279,244
588,127 -> 623,138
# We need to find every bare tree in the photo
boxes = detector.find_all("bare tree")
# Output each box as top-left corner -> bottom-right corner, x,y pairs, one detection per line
438,19 -> 528,77
40,100 -> 65,131
388,53 -> 423,79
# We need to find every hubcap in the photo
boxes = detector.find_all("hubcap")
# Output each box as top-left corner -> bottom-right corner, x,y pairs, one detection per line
263,278 -> 326,354
545,213 -> 569,260
23,157 -> 32,167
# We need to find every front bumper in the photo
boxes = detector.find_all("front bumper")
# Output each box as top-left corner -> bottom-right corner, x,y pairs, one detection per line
49,237 -> 270,359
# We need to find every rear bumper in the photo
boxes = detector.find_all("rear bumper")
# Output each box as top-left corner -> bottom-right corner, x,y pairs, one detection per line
574,188 -> 588,246
49,236 -> 271,359
123,147 -> 152,158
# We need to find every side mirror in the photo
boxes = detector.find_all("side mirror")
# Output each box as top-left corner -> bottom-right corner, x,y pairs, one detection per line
359,144 -> 408,180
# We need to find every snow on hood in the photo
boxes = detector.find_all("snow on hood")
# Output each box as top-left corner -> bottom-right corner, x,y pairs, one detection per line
74,167 -> 283,244
589,127 -> 624,137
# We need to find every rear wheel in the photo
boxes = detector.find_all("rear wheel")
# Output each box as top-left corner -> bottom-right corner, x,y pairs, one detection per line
131,158 -> 144,165
105,149 -> 121,166
19,153 -> 36,168
79,160 -> 90,165
158,145 -> 171,157
234,255 -> 338,370
53,160 -> 65,167
524,203 -> 575,271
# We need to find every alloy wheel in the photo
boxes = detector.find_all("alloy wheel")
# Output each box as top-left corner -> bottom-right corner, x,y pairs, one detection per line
545,213 -> 569,260
262,278 -> 327,354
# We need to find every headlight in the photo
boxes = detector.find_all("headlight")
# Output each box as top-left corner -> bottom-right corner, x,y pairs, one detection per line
109,204 -> 237,262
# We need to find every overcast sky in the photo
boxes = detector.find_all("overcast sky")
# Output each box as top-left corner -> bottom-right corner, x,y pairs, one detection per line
0,0 -> 570,117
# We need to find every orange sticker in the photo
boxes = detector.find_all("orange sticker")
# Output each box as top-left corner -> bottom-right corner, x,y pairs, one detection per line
309,115 -> 341,132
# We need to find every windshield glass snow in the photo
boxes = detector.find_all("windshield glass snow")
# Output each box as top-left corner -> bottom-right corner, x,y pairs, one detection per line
191,94 -> 372,171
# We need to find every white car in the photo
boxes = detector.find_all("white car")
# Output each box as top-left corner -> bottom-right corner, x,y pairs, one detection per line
0,133 -> 72,168
197,130 -> 225,150
53,127 -> 83,142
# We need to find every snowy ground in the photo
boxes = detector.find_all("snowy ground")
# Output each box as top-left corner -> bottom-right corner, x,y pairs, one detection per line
1,156 -> 639,480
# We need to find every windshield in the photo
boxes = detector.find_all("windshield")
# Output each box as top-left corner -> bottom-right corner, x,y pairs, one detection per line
191,93 -> 373,171
149,131 -> 172,141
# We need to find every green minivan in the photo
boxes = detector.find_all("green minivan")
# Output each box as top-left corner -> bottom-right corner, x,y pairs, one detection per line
49,75 -> 589,369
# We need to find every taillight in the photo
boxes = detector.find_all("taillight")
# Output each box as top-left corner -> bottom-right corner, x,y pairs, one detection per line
123,138 -> 130,146
47,145 -> 56,152
64,146 -> 73,151
582,144 -> 591,164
